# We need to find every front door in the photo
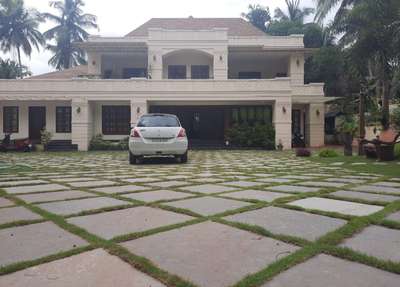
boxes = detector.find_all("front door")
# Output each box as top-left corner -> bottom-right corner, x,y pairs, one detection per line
29,107 -> 46,141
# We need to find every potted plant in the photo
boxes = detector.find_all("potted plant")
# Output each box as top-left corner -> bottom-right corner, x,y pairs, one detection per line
36,128 -> 52,152
337,116 -> 358,156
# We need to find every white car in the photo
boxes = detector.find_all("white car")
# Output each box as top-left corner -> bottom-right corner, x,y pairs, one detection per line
129,114 -> 188,164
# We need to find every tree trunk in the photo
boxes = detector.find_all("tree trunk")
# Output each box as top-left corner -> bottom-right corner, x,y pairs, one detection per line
16,46 -> 22,79
343,132 -> 353,156
358,90 -> 366,156
382,79 -> 390,127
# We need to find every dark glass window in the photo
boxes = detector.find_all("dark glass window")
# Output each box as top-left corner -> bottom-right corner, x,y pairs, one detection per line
168,65 -> 186,79
191,65 -> 209,79
3,106 -> 18,133
123,68 -> 147,79
292,110 -> 301,135
230,106 -> 272,125
325,117 -> 336,135
56,107 -> 71,133
102,106 -> 131,135
238,72 -> 262,79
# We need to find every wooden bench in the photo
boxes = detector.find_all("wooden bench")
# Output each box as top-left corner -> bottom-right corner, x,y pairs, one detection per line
361,128 -> 400,161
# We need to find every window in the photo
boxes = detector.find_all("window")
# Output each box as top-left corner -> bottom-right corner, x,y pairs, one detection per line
230,106 -> 272,125
3,106 -> 18,133
56,107 -> 71,133
168,65 -> 186,79
191,65 -> 209,79
137,115 -> 180,127
238,72 -> 262,79
123,68 -> 147,79
102,106 -> 131,135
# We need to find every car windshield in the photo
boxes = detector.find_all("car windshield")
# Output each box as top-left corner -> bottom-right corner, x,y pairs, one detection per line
137,115 -> 180,127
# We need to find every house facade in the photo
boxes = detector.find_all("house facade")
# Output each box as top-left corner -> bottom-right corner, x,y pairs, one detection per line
0,18 -> 332,151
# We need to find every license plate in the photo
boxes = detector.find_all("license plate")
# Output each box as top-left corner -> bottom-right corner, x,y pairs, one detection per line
151,138 -> 168,142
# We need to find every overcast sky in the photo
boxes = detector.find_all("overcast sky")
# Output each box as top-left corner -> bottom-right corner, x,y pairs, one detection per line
2,0 -> 320,75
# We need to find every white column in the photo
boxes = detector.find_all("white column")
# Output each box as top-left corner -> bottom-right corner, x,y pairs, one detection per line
307,103 -> 325,147
148,49 -> 163,79
213,48 -> 228,80
130,99 -> 148,127
289,52 -> 304,85
274,99 -> 292,150
71,98 -> 93,151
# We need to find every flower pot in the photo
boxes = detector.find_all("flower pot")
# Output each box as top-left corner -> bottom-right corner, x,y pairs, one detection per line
342,133 -> 353,156
35,144 -> 44,152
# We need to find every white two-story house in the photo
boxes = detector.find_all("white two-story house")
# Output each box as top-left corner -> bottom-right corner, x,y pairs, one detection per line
0,17 -> 332,151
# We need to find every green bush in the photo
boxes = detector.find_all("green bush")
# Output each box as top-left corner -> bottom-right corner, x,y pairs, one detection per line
89,134 -> 129,151
225,123 -> 275,149
395,143 -> 400,159
319,149 -> 339,158
392,107 -> 400,130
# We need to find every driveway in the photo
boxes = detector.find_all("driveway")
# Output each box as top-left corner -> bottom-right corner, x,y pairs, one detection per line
0,151 -> 399,287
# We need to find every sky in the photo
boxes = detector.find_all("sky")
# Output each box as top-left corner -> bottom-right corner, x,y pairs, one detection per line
2,0 -> 320,75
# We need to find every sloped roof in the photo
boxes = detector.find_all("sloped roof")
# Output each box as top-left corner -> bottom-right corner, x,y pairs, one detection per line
27,65 -> 88,79
125,18 -> 266,37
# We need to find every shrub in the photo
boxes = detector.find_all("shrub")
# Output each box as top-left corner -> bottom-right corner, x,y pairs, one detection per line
89,134 -> 129,151
225,123 -> 275,149
392,107 -> 400,130
296,148 -> 311,157
40,128 -> 52,146
395,143 -> 400,159
319,149 -> 339,158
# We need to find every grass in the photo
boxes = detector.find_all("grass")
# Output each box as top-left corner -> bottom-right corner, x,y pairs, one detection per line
1,150 -> 400,287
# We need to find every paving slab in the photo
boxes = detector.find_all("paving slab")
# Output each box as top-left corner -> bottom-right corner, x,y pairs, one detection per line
255,178 -> 295,183
3,184 -> 69,194
91,185 -> 150,194
372,181 -> 400,188
262,254 -> 400,287
225,206 -> 346,241
122,190 -> 193,202
147,180 -> 191,188
222,190 -> 292,202
190,177 -> 224,183
267,185 -> 320,193
68,206 -> 193,239
124,177 -> 160,183
289,197 -> 383,216
352,185 -> 400,195
37,197 -> 129,215
0,222 -> 87,267
325,178 -> 365,184
0,248 -> 166,287
280,175 -> 315,180
122,221 -> 298,287
0,179 -> 47,187
222,181 -> 265,188
68,180 -> 117,188
179,184 -> 237,194
330,190 -> 400,203
16,190 -> 95,203
387,211 -> 400,222
0,206 -> 42,225
297,181 -> 347,188
165,196 -> 252,216
0,197 -> 14,207
341,225 -> 400,262
51,177 -> 97,183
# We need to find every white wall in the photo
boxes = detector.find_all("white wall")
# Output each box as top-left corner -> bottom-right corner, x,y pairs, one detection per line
0,101 -> 71,141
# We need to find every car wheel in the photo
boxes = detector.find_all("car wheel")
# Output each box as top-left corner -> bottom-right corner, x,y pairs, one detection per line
129,151 -> 137,165
180,152 -> 188,163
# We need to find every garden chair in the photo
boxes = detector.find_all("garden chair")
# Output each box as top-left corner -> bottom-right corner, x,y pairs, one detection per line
361,128 -> 400,161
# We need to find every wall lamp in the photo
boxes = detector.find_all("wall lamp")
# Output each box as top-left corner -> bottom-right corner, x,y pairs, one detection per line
153,55 -> 157,61
316,109 -> 320,116
282,106 -> 287,114
219,55 -> 223,61
137,107 -> 141,114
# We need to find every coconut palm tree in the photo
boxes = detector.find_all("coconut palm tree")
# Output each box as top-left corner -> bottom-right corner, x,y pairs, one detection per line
42,0 -> 97,70
274,0 -> 315,23
0,0 -> 44,77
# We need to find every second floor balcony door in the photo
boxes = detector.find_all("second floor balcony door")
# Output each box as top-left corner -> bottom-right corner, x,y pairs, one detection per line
168,65 -> 186,79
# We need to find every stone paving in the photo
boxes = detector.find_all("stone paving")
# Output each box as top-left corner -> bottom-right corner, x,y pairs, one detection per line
0,150 -> 399,287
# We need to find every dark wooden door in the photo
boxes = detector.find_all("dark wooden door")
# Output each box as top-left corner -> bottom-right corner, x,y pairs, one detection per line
29,107 -> 46,141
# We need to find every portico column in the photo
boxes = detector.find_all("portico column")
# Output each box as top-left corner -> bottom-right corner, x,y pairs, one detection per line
130,99 -> 148,127
274,99 -> 292,150
71,98 -> 92,151
213,48 -> 228,80
307,103 -> 325,147
148,49 -> 163,79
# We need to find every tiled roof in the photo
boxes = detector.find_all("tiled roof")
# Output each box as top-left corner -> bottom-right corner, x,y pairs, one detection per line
28,65 -> 88,79
125,18 -> 266,37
